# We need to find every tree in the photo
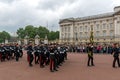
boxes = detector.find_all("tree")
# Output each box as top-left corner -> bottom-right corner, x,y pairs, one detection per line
17,28 -> 25,38
16,25 -> 59,41
0,31 -> 11,43
48,31 -> 59,40
38,26 -> 49,38
24,25 -> 36,38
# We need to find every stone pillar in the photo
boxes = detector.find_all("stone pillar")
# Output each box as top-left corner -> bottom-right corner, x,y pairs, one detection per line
44,35 -> 48,44
5,39 -> 8,44
35,35 -> 40,45
18,40 -> 21,45
17,38 -> 21,45
24,35 -> 29,45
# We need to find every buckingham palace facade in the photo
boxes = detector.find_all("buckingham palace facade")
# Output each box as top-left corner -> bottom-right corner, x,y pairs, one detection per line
59,6 -> 120,44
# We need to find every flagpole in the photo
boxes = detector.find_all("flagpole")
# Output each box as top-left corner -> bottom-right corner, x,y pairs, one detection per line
90,25 -> 94,45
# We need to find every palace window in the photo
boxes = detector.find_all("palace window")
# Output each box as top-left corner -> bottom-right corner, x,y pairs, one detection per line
85,32 -> 88,38
85,26 -> 87,32
79,32 -> 83,38
80,26 -> 82,31
103,23 -> 106,29
68,27 -> 70,32
65,27 -> 67,32
107,24 -> 109,29
110,31 -> 114,36
96,31 -> 100,37
96,24 -> 99,30
75,26 -> 77,32
94,26 -> 96,31
88,26 -> 90,31
68,33 -> 70,40
109,23 -> 113,29
103,31 -> 106,36
83,27 -> 85,32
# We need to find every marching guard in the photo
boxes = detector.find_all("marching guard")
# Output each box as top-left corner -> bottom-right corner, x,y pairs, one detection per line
49,45 -> 58,72
34,44 -> 40,64
87,43 -> 95,66
15,44 -> 20,61
27,43 -> 34,67
112,43 -> 120,68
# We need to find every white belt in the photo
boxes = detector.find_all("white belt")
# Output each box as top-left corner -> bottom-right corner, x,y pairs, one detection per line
50,53 -> 54,55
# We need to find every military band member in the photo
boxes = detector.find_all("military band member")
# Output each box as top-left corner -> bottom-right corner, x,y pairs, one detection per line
15,44 -> 20,61
34,44 -> 40,64
112,43 -> 120,68
3,44 -> 11,60
10,44 -> 16,59
49,45 -> 58,72
19,45 -> 23,58
39,45 -> 46,68
87,43 -> 95,66
27,43 -> 34,67
0,44 -> 5,61
45,47 -> 50,65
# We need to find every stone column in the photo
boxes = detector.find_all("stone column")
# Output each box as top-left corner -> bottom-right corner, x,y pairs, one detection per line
5,39 -> 8,44
44,35 -> 48,44
24,35 -> 29,45
35,35 -> 40,45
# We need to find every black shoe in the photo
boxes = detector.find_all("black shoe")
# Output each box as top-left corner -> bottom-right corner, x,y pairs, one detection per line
59,64 -> 62,66
35,62 -> 39,64
50,70 -> 54,72
29,64 -> 33,67
87,65 -> 90,66
113,66 -> 116,68
57,66 -> 59,68
92,64 -> 95,66
40,65 -> 44,68
54,69 -> 58,71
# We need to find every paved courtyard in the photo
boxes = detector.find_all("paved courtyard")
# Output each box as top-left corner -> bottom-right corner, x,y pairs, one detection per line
0,52 -> 120,80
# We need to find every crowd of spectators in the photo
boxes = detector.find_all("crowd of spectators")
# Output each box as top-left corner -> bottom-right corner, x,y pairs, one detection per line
66,44 -> 115,54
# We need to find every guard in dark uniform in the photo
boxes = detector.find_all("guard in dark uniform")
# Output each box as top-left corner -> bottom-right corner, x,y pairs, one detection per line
45,46 -> 50,65
27,43 -> 34,67
87,43 -> 95,66
49,45 -> 58,72
64,46 -> 67,60
15,44 -> 20,61
3,44 -> 11,60
39,45 -> 45,68
19,45 -> 23,58
10,44 -> 15,59
0,44 -> 5,61
60,47 -> 65,63
34,44 -> 40,64
112,43 -> 120,68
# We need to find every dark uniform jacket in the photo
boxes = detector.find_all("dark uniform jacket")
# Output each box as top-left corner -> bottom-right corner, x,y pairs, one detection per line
88,46 -> 93,57
113,47 -> 119,57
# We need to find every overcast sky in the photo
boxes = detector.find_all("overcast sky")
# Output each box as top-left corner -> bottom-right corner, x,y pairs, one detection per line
0,0 -> 120,35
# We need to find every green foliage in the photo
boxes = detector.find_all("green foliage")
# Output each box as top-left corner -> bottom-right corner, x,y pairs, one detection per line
48,31 -> 59,40
17,28 -> 25,39
0,31 -> 11,43
38,26 -> 49,38
17,25 -> 59,40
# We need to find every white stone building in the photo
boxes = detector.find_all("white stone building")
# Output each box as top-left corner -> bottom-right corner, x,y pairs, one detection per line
59,6 -> 120,44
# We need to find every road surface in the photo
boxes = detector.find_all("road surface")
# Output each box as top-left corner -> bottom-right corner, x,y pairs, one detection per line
0,53 -> 120,80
